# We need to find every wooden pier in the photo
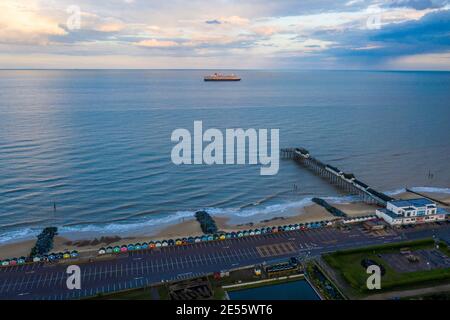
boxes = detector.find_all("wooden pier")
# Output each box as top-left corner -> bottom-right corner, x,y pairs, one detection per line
281,148 -> 393,206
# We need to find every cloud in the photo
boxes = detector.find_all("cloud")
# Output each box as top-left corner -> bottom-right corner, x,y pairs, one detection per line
205,19 -> 221,25
78,12 -> 127,33
311,8 -> 450,68
387,0 -> 448,10
0,0 -> 66,44
135,39 -> 179,48
1,0 -> 449,69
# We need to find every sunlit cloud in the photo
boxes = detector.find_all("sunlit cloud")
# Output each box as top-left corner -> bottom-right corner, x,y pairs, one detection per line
0,0 -> 66,44
135,39 -> 179,48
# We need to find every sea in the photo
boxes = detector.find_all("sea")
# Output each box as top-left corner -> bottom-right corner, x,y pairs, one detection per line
0,70 -> 449,243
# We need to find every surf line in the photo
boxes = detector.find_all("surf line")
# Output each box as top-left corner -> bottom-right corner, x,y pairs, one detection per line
170,121 -> 279,175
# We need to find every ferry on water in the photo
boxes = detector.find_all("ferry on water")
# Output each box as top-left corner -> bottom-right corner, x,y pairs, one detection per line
204,73 -> 241,81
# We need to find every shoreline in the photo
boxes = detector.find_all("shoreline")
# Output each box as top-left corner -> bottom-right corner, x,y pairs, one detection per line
1,191 -> 449,260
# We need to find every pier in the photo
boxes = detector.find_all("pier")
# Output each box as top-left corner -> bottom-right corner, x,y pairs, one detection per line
281,148 -> 394,206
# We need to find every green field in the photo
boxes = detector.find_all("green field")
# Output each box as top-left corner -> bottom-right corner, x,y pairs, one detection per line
323,239 -> 450,293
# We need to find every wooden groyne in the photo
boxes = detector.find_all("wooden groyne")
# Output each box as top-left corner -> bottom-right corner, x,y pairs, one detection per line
281,148 -> 393,206
405,188 -> 449,207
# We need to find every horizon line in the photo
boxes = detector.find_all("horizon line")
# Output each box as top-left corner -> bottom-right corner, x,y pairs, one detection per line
0,68 -> 449,72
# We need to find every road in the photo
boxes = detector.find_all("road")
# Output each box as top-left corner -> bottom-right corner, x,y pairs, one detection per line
0,223 -> 448,300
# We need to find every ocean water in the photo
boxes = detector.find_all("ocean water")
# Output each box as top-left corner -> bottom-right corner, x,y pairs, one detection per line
0,70 -> 449,243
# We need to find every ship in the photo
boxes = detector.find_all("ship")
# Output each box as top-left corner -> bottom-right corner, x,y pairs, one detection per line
204,73 -> 241,81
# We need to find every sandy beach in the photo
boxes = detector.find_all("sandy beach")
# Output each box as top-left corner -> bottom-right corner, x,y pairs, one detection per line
0,191 -> 448,260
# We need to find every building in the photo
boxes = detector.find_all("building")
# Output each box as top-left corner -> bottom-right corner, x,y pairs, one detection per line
376,198 -> 447,225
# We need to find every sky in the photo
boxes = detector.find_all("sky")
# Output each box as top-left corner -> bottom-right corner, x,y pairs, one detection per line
0,0 -> 449,69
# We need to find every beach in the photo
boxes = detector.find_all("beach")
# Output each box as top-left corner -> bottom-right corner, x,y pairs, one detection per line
2,190 -> 447,260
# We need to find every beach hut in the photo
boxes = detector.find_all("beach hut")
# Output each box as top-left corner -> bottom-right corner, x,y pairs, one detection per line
237,231 -> 243,238
48,254 -> 56,261
207,235 -> 214,241
225,233 -> 232,239
155,241 -> 162,248
212,234 -> 219,241
219,234 -> 226,240
1,260 -> 10,267
98,247 -> 106,255
113,246 -> 121,253
135,243 -> 142,250
188,237 -> 195,244
120,245 -> 128,253
106,247 -> 113,254
141,242 -> 149,250
249,230 -> 255,236
63,252 -> 71,259
194,237 -> 201,243
71,250 -> 79,258
33,256 -> 41,263
255,229 -> 261,235
175,239 -> 182,246
127,244 -> 135,251
168,239 -> 175,246
230,232 -> 237,238
149,242 -> 156,249
10,258 -> 18,266
18,257 -> 26,265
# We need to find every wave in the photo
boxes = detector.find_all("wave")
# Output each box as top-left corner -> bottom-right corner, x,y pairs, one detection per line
409,186 -> 450,194
384,186 -> 450,196
1,186 -> 449,245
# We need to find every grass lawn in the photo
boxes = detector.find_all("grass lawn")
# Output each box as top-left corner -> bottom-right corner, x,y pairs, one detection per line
323,239 -> 450,293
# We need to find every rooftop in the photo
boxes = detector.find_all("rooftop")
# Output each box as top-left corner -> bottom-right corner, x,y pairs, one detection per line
378,208 -> 402,220
390,198 -> 435,208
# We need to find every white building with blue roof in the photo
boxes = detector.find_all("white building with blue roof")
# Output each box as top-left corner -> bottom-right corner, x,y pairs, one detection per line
376,198 -> 447,225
